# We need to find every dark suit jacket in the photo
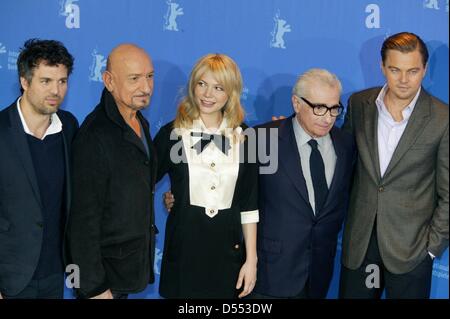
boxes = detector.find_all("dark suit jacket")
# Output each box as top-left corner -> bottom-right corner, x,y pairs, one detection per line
341,87 -> 449,274
254,115 -> 355,298
0,100 -> 78,296
66,89 -> 158,298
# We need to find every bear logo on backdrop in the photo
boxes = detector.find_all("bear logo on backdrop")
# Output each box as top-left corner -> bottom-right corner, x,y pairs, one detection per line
89,49 -> 107,82
270,11 -> 291,49
164,0 -> 184,32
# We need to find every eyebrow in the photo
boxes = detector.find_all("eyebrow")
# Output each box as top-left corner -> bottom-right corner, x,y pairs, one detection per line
199,78 -> 222,85
38,77 -> 68,80
387,66 -> 420,71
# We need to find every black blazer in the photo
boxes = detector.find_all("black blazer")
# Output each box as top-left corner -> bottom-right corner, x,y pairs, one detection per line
66,89 -> 158,298
254,115 -> 355,298
0,100 -> 78,296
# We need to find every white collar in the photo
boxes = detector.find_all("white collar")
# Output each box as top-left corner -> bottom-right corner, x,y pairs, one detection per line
376,84 -> 421,122
17,97 -> 63,140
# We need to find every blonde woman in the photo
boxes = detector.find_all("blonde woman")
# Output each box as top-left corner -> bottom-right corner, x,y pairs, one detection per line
154,54 -> 258,298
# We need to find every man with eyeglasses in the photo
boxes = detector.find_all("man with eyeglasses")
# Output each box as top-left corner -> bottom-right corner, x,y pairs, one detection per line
249,68 -> 356,298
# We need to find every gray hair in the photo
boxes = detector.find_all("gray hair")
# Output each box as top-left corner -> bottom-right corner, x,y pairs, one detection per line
292,68 -> 342,98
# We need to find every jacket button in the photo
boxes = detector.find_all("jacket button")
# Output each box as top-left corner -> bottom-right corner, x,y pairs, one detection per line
144,160 -> 150,166
378,186 -> 385,192
211,185 -> 216,190
211,162 -> 215,168
234,244 -> 240,249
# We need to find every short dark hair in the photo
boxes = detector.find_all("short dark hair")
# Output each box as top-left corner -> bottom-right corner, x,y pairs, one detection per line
17,39 -> 74,86
381,32 -> 429,67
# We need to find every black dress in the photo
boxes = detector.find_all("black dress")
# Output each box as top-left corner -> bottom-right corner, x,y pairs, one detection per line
154,120 -> 258,298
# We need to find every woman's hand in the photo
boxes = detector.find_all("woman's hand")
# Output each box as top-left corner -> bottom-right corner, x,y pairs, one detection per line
236,257 -> 257,298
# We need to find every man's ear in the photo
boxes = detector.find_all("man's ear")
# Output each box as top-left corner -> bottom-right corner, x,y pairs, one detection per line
102,71 -> 114,92
423,63 -> 428,79
380,61 -> 387,77
292,95 -> 300,113
20,76 -> 30,92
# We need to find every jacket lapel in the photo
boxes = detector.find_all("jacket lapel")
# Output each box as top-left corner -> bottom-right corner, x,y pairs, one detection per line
8,104 -> 43,208
320,127 -> 345,216
122,128 -> 148,157
382,89 -> 431,180
60,117 -> 71,218
278,117 -> 311,207
102,88 -> 149,157
363,95 -> 382,183
123,111 -> 149,158
139,113 -> 157,195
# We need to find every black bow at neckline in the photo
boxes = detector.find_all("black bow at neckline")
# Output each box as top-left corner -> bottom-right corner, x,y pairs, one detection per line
190,132 -> 231,155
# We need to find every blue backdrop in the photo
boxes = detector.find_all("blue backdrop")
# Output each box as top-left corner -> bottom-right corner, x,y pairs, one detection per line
0,0 -> 448,299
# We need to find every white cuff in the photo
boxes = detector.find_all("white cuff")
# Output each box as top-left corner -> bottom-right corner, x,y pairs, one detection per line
240,210 -> 259,224
428,251 -> 435,259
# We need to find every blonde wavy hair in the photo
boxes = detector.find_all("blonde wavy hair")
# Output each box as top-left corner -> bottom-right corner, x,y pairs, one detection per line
174,53 -> 245,130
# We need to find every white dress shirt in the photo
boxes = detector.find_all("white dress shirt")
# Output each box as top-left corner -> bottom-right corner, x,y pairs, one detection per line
17,97 -> 63,139
376,84 -> 421,177
292,117 -> 337,214
179,118 -> 259,224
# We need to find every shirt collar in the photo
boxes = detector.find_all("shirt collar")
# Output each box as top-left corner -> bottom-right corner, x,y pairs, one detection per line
16,97 -> 63,139
376,84 -> 421,122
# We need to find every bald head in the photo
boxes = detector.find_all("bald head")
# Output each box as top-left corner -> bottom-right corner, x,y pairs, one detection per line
102,43 -> 154,113
106,44 -> 150,72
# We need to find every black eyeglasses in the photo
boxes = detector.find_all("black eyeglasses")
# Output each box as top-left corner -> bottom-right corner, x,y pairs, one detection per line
299,97 -> 343,117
